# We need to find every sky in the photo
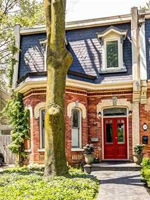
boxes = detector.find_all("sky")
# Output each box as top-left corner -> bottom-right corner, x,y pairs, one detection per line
66,0 -> 149,21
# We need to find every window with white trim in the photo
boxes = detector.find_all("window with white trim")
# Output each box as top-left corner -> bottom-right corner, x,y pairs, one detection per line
106,40 -> 118,68
98,27 -> 127,73
40,109 -> 45,149
71,109 -> 81,148
104,37 -> 123,71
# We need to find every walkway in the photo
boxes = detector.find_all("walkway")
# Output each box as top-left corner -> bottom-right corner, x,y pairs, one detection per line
92,169 -> 150,200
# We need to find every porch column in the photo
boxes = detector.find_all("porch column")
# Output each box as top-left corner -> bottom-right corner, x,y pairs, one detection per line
131,7 -> 140,148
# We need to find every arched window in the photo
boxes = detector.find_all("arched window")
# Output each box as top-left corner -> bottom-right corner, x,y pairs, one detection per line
71,109 -> 81,148
40,109 -> 45,149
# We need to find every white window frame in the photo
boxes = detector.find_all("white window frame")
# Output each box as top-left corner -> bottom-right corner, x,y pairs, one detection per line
102,36 -> 124,72
40,108 -> 45,150
71,108 -> 82,150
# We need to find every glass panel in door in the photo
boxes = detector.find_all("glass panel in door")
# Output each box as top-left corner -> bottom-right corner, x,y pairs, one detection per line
117,120 -> 125,144
106,124 -> 113,143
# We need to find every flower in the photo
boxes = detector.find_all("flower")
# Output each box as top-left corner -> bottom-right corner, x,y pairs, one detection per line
134,144 -> 145,155
83,144 -> 94,154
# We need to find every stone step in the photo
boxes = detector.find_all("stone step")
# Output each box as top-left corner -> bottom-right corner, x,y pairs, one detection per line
84,162 -> 142,174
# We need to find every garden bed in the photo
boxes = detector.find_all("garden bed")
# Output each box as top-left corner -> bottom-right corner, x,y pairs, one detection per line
0,166 -> 99,200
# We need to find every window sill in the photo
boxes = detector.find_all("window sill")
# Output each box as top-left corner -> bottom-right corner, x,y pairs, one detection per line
71,148 -> 84,152
25,149 -> 31,153
99,68 -> 127,74
38,149 -> 45,152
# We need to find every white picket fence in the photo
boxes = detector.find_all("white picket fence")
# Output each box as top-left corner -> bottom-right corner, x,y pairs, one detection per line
0,135 -> 15,164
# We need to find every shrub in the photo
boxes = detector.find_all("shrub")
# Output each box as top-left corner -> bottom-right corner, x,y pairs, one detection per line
141,157 -> 150,188
142,157 -> 150,168
141,168 -> 150,181
134,144 -> 145,155
28,163 -> 45,171
0,167 -> 99,200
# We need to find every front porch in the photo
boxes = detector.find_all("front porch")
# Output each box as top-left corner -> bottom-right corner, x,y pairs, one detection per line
84,162 -> 142,174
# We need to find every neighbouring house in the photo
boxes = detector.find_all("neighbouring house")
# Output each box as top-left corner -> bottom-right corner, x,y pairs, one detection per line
0,89 -> 15,164
12,7 -> 150,165
0,89 -> 10,135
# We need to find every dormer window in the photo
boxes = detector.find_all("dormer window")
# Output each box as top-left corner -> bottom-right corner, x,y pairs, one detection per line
106,40 -> 118,68
97,26 -> 127,73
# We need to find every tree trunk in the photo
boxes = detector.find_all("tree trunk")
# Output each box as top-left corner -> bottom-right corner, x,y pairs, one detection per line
44,0 -> 73,176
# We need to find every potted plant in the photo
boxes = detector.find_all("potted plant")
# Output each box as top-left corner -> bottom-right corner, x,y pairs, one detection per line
83,144 -> 94,164
133,144 -> 145,165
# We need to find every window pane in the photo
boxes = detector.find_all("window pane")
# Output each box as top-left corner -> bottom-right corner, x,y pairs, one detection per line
117,124 -> 125,143
103,108 -> 127,116
106,124 -> 113,143
41,109 -> 45,148
72,109 -> 79,128
72,109 -> 80,148
106,41 -> 118,68
72,128 -> 79,148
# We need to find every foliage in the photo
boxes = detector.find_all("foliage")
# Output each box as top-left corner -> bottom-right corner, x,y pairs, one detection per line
140,1 -> 150,11
28,163 -> 45,171
0,167 -> 99,200
134,144 -> 145,155
142,157 -> 150,168
83,144 -> 94,154
1,92 -> 29,166
141,157 -> 150,187
0,0 -> 44,89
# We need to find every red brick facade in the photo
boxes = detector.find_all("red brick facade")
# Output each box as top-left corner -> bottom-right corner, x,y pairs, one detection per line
23,87 -> 143,166
140,89 -> 150,157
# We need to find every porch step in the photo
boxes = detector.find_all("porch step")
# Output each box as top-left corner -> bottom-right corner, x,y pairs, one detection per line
84,162 -> 142,174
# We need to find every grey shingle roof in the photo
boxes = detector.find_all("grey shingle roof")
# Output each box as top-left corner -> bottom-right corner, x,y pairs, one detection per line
18,23 -> 132,84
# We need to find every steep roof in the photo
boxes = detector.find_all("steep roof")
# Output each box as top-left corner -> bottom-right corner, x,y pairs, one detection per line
18,22 -> 132,85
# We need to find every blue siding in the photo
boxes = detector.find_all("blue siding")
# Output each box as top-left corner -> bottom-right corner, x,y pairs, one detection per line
19,23 -> 132,83
145,19 -> 150,80
19,33 -> 46,78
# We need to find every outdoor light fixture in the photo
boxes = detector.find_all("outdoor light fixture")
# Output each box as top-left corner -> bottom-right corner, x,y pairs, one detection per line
129,110 -> 132,116
98,111 -> 101,118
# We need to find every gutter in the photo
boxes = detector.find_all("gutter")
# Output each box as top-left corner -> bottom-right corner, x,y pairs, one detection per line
15,78 -> 133,94
20,14 -> 132,35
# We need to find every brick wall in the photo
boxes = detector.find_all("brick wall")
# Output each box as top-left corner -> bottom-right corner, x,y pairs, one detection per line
23,88 -> 134,165
140,89 -> 150,157
65,90 -> 88,166
88,93 -> 133,160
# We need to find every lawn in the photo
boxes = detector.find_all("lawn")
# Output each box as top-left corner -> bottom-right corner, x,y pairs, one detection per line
141,158 -> 150,187
0,165 -> 99,200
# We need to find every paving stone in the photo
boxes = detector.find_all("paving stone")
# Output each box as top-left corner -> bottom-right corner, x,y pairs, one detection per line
91,170 -> 150,200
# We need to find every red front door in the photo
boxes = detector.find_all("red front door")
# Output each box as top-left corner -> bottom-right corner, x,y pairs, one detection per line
104,117 -> 127,159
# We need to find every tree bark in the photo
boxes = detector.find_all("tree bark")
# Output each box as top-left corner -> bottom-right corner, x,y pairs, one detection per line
44,0 -> 73,176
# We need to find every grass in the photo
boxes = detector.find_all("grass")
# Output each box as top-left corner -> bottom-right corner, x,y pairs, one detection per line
141,158 -> 150,187
0,166 -> 99,200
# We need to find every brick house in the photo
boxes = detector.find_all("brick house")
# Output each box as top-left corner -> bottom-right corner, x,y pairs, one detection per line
12,7 -> 150,165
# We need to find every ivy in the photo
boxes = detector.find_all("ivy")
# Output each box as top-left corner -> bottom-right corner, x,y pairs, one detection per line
1,92 -> 30,166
